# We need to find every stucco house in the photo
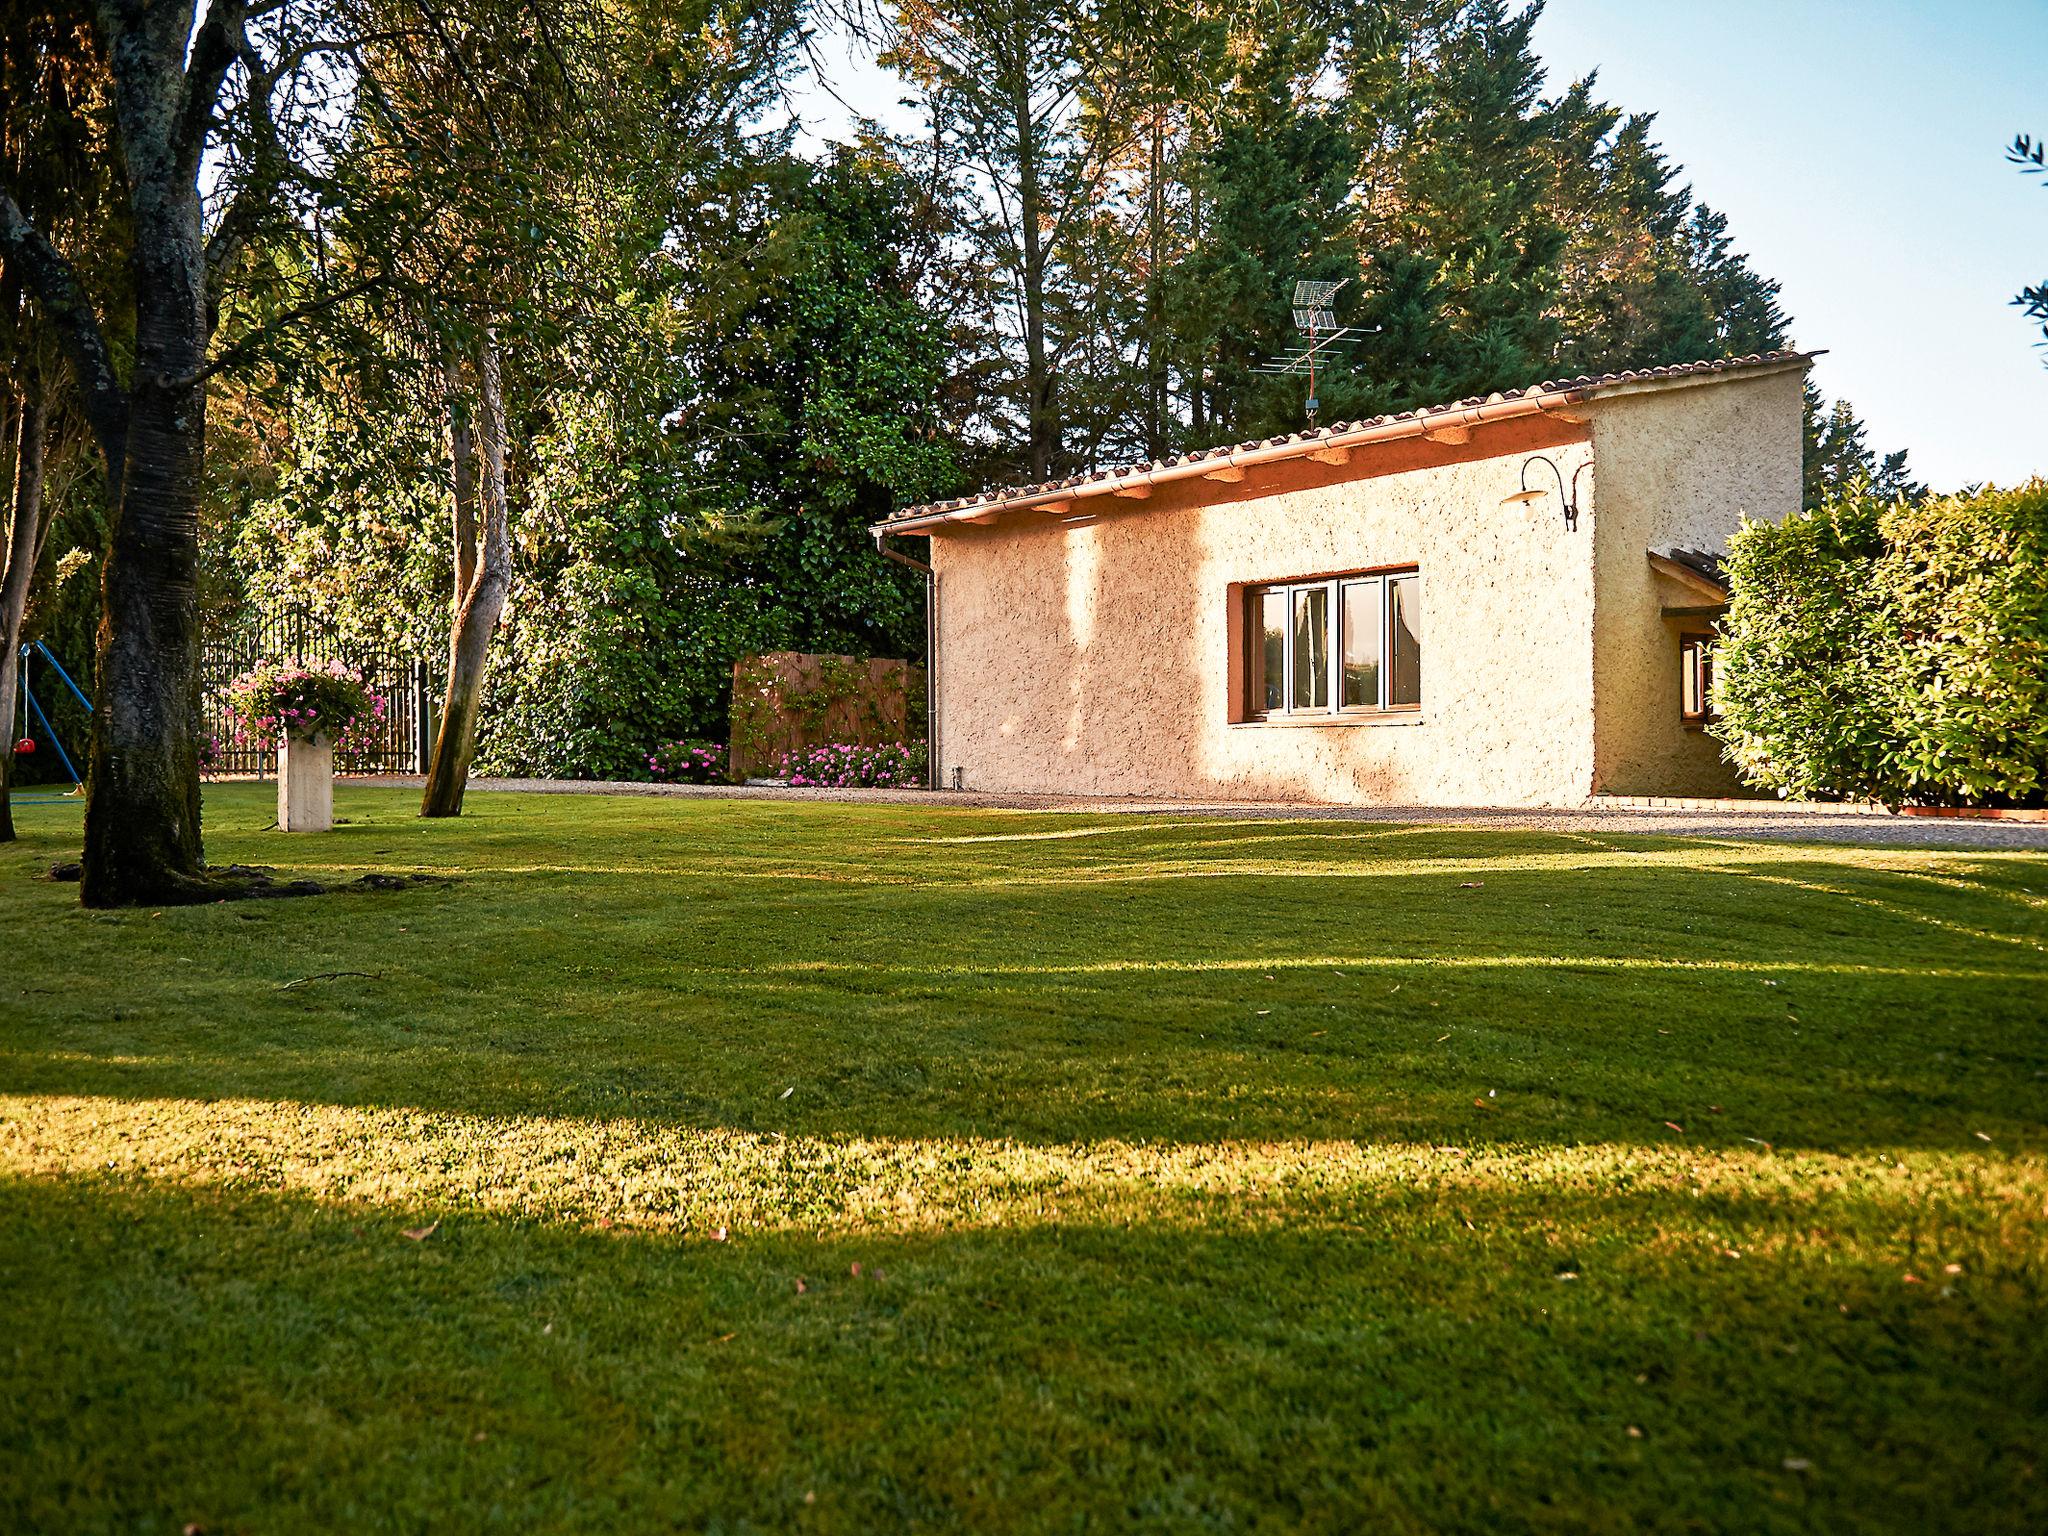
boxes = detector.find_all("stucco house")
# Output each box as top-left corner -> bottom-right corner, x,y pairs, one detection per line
871,350 -> 1814,807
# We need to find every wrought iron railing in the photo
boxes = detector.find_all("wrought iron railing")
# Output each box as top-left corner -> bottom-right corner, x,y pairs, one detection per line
202,608 -> 437,776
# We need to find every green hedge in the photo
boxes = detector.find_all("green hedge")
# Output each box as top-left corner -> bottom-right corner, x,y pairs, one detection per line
1714,480 -> 2048,807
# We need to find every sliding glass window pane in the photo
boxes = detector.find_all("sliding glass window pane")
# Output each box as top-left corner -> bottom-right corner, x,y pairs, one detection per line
1388,575 -> 1422,707
1291,585 -> 1329,710
1341,579 -> 1383,709
1258,590 -> 1287,713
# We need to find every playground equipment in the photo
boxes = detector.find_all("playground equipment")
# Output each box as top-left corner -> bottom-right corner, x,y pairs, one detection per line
12,641 -> 91,803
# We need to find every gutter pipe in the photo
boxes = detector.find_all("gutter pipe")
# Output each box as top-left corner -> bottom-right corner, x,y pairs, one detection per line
873,532 -> 939,790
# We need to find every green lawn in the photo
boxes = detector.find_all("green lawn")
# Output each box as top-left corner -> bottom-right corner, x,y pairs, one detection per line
4,785 -> 2045,1534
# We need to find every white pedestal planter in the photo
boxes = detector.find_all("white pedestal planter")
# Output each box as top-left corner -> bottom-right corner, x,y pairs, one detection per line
278,731 -> 334,832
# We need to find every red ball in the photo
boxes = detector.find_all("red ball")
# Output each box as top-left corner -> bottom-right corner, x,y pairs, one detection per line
12,738 -> 33,756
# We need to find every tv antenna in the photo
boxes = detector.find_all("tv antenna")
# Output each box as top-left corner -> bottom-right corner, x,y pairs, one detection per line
1252,278 -> 1372,428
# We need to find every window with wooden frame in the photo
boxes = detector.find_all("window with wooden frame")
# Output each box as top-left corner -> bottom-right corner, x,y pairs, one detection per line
1246,570 -> 1421,719
1680,633 -> 1716,722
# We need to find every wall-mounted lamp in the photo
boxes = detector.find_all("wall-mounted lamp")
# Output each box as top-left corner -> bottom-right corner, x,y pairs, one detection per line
1500,455 -> 1589,531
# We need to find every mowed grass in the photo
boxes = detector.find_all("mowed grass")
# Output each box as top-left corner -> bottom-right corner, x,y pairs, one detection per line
3,786 -> 2046,1535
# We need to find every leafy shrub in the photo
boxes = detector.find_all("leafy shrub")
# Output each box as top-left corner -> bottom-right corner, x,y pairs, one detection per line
775,741 -> 927,789
1714,480 -> 2048,807
648,739 -> 728,784
225,660 -> 387,755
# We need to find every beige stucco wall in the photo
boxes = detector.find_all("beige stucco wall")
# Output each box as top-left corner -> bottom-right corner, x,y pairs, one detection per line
929,432 -> 1603,807
1583,365 -> 1806,797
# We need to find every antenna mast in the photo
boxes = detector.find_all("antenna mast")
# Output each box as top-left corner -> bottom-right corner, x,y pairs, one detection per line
1253,278 -> 1371,428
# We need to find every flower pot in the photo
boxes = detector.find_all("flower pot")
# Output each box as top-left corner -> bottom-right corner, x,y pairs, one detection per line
279,731 -> 334,832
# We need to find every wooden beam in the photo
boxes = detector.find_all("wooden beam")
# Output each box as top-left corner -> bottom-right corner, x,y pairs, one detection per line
1647,551 -> 1730,603
1201,463 -> 1245,482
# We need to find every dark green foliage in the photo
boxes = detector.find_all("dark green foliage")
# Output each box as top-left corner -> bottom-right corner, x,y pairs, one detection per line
471,148 -> 961,778
1804,390 -> 1926,508
1715,480 -> 2048,806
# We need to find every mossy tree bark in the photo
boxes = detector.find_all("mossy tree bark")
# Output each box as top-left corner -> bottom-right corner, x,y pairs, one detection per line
0,0 -> 247,903
420,330 -> 510,818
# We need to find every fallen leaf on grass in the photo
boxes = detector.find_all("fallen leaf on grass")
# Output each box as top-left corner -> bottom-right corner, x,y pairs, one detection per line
713,1332 -> 737,1344
1663,1121 -> 1685,1134
1435,1033 -> 1451,1042
794,1277 -> 808,1295
1626,1426 -> 1644,1439
1973,1131 -> 1993,1142
850,1262 -> 862,1278
1944,1263 -> 1964,1275
778,1087 -> 794,1100
1783,1458 -> 1811,1473
1458,881 -> 1483,889
709,1227 -> 728,1242
1902,1273 -> 1922,1284
1472,1098 -> 1492,1110
402,1221 -> 439,1242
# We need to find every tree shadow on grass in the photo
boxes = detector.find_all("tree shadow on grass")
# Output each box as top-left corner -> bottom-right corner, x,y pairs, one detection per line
6,787 -> 2046,1154
3,1172 -> 2042,1536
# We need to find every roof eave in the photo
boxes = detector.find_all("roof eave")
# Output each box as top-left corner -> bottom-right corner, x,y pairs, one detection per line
872,348 -> 1823,538
870,387 -> 1587,538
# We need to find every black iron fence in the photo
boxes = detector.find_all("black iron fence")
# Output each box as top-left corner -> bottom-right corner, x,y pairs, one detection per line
202,608 -> 437,776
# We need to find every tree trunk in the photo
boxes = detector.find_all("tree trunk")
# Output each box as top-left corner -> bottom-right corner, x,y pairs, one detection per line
420,330 -> 510,817
80,229 -> 210,905
0,390 -> 47,843
1009,59 -> 1054,481
1144,116 -> 1167,461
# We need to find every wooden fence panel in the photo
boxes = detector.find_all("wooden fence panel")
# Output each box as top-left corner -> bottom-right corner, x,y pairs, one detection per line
727,652 -> 924,780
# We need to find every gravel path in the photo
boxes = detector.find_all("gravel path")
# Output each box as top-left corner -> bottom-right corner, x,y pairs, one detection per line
346,776 -> 2048,851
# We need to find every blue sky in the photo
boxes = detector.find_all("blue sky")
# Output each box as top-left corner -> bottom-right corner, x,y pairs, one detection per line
786,1 -> 2048,490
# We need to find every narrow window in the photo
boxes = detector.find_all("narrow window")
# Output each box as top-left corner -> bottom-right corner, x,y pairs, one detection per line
1681,634 -> 1715,721
1258,589 -> 1288,714
1291,585 -> 1330,710
1388,575 -> 1422,708
1340,579 -> 1382,709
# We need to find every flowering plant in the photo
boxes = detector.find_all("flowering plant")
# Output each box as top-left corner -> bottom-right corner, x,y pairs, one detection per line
224,659 -> 387,752
775,740 -> 927,789
647,738 -> 728,784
